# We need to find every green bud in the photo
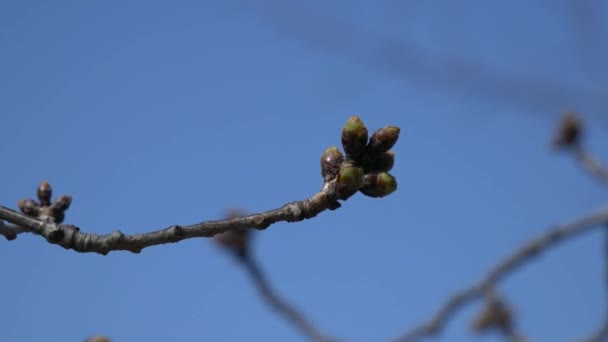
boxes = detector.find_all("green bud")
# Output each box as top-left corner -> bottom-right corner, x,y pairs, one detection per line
320,146 -> 344,182
359,172 -> 397,198
367,126 -> 400,153
341,116 -> 368,160
372,150 -> 395,172
335,165 -> 364,200
361,150 -> 395,173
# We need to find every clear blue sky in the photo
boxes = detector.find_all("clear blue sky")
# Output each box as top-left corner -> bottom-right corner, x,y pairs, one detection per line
1,1 -> 607,341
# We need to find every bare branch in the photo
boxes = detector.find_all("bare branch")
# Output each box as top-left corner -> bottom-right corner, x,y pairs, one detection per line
0,220 -> 17,240
242,256 -> 341,342
0,219 -> 31,240
249,1 -> 608,118
393,205 -> 608,342
0,183 -> 341,255
564,0 -> 606,86
552,112 -> 608,184
471,288 -> 525,341
213,209 -> 340,341
571,145 -> 608,185
578,225 -> 608,342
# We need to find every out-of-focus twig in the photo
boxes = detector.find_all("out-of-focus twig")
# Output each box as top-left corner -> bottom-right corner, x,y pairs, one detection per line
84,336 -> 112,342
248,0 -> 608,117
472,288 -> 525,342
578,225 -> 608,342
542,0 -> 607,86
552,112 -> 608,184
392,205 -> 608,342
572,145 -> 608,185
215,210 -> 340,342
567,0 -> 606,86
242,256 -> 340,342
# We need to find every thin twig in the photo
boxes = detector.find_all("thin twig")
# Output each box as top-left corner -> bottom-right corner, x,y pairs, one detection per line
578,225 -> 608,342
572,145 -> 608,185
0,181 -> 340,255
249,0 -> 608,117
0,221 -> 29,240
565,0 -> 606,86
0,220 -> 16,240
242,256 -> 341,342
393,205 -> 608,342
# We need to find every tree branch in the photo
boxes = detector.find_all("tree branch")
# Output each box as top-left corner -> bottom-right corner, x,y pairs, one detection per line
571,145 -> 608,185
0,220 -> 29,240
249,1 -> 608,118
552,112 -> 608,185
392,205 -> 608,342
0,182 -> 341,255
242,256 -> 341,342
578,225 -> 608,342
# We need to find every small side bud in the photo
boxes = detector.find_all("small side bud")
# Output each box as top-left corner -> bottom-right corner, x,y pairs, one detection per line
320,146 -> 344,182
367,126 -> 400,153
553,112 -> 582,148
359,172 -> 397,198
341,116 -> 368,160
85,336 -> 112,342
52,195 -> 72,212
334,165 -> 364,200
37,181 -> 52,206
18,199 -> 40,216
472,300 -> 512,334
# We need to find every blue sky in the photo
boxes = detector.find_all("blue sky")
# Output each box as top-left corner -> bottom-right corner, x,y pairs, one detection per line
1,1 -> 607,341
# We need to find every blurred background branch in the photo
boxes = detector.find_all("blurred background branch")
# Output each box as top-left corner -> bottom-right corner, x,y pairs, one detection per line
215,210 -> 340,342
246,0 -> 608,120
578,226 -> 608,342
393,203 -> 608,342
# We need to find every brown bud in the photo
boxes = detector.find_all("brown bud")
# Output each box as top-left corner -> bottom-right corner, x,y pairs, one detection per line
18,199 -> 40,216
361,150 -> 395,173
52,211 -> 66,224
359,172 -> 397,198
367,126 -> 400,153
553,112 -> 582,148
334,165 -> 364,200
320,146 -> 344,182
341,116 -> 368,160
51,195 -> 72,212
37,180 -> 52,206
373,151 -> 395,172
86,337 -> 112,342
472,300 -> 512,333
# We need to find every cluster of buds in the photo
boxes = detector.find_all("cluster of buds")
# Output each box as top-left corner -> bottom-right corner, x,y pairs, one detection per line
17,181 -> 72,224
321,116 -> 399,200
